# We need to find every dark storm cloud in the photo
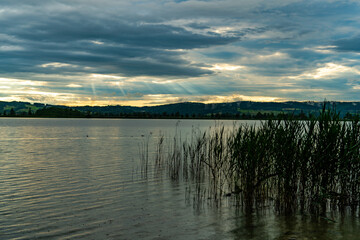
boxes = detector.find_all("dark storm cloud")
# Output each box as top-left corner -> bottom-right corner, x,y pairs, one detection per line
5,19 -> 237,49
0,1 -> 239,78
2,0 -> 360,104
186,22 -> 210,30
334,36 -> 360,52
0,42 -> 213,77
203,51 -> 239,59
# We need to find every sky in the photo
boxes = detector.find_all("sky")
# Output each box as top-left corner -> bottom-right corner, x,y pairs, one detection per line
1,0 -> 360,106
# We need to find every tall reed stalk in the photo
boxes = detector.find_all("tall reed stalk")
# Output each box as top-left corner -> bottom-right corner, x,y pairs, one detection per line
146,103 -> 360,215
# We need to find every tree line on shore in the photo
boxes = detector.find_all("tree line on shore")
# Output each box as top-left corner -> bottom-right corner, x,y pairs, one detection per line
1,105 -> 360,120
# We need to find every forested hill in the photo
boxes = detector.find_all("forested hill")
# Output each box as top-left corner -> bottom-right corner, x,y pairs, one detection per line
1,100 -> 360,119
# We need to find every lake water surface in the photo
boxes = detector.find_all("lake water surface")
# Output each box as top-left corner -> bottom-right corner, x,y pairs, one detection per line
1,118 -> 359,239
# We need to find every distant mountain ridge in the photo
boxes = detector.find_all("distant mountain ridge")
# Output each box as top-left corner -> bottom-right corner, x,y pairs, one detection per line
1,100 -> 360,118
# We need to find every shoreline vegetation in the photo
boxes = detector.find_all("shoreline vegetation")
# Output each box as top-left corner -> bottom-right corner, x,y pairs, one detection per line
142,103 -> 360,216
2,100 -> 360,120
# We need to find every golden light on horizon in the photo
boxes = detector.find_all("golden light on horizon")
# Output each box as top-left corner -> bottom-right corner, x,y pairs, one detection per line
66,84 -> 83,88
207,64 -> 244,71
61,93 -> 283,107
0,77 -> 47,86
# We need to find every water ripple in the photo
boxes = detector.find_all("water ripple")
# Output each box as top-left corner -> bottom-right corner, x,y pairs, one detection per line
1,118 -> 360,240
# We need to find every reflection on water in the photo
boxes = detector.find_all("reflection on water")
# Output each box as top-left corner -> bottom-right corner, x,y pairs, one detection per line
229,211 -> 360,240
0,118 -> 359,239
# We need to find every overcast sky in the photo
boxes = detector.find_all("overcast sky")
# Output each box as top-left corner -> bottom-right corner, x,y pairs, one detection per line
1,0 -> 360,106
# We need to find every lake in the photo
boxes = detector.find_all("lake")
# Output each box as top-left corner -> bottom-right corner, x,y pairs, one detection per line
0,118 -> 359,239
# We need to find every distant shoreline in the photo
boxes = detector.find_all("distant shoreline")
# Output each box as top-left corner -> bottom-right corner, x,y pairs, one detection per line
0,115 -> 357,121
0,115 -> 267,120
2,100 -> 360,120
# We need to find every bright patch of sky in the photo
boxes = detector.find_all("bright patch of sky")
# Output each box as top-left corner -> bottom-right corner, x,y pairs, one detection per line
1,0 -> 360,106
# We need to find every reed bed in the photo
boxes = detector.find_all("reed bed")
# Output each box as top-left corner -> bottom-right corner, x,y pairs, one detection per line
147,105 -> 360,215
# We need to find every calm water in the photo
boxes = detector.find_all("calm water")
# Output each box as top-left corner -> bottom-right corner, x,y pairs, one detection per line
0,118 -> 359,240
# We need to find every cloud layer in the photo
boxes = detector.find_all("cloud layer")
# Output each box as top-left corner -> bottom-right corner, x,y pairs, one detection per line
1,0 -> 360,105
